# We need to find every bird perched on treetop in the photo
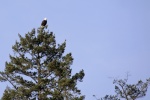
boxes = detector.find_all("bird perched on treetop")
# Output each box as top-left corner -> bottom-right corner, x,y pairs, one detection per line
41,18 -> 47,27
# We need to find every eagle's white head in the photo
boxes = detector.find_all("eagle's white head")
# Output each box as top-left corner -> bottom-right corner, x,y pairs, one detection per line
44,18 -> 47,20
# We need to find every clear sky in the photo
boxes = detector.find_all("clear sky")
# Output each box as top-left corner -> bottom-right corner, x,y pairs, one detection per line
0,0 -> 150,100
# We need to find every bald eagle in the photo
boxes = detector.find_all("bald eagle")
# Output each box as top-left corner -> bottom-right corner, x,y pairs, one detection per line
41,18 -> 47,27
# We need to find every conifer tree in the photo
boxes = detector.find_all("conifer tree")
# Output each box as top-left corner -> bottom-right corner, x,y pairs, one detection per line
0,25 -> 85,100
99,78 -> 150,100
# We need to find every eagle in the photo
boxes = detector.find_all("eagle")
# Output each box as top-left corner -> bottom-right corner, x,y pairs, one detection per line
41,18 -> 47,27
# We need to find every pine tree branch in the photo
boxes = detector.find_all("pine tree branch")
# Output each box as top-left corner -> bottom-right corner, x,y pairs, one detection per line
119,83 -> 129,100
2,73 -> 18,90
18,70 -> 38,84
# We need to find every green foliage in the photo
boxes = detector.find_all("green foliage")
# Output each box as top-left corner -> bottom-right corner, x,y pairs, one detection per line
0,26 -> 85,100
100,78 -> 150,100
101,95 -> 120,100
1,87 -> 12,100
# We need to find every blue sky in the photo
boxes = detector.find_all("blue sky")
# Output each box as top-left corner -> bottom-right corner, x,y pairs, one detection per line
0,0 -> 150,99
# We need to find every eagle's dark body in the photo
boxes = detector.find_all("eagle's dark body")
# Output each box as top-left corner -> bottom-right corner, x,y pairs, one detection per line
41,18 -> 47,26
